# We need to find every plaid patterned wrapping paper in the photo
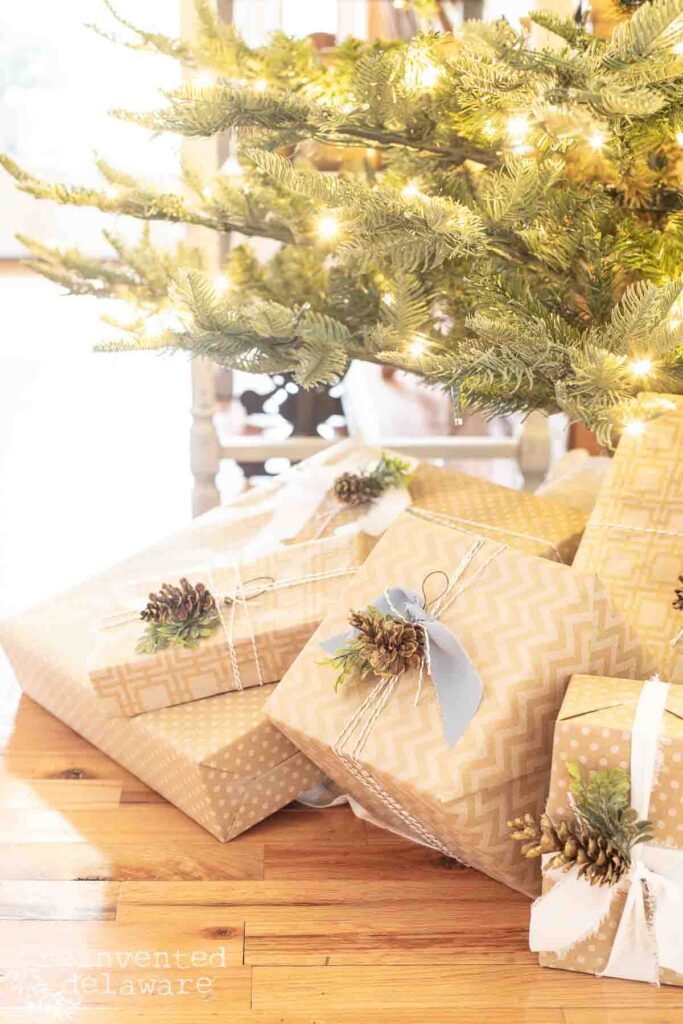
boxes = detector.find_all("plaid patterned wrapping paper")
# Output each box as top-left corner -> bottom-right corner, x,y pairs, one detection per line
268,512 -> 653,897
573,394 -> 683,682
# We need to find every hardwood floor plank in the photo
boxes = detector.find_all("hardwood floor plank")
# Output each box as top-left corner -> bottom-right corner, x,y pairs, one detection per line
0,1010 -> 565,1024
0,966 -> 252,1010
0,842 -> 264,881
117,878 -> 518,911
0,919 -> 244,967
0,779 -> 122,809
0,881 -> 119,921
563,1010 -> 683,1023
3,752 -> 158,802
264,841 -> 460,881
251,966 -> 683,1011
244,898 -> 531,965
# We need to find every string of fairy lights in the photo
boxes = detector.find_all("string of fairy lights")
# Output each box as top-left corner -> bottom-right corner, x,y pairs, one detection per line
99,22 -> 683,441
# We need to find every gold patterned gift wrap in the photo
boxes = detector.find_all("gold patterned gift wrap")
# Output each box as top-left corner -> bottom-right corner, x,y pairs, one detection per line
265,438 -> 587,559
532,674 -> 683,985
0,535 -> 324,842
267,511 -> 654,898
88,531 -> 372,718
573,394 -> 683,681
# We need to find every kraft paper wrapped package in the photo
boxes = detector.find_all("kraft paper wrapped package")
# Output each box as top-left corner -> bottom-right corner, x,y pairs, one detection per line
533,674 -> 683,986
268,511 -> 654,897
89,531 -> 371,718
0,523 -> 327,841
573,394 -> 683,681
256,439 -> 587,560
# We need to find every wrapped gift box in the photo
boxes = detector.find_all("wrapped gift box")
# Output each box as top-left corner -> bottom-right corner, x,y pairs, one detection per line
89,531 -> 371,718
268,511 -> 653,897
535,674 -> 683,986
0,519 -> 325,841
573,394 -> 683,681
264,440 -> 587,560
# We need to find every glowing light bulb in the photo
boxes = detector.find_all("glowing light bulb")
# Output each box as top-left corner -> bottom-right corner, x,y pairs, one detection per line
203,185 -> 214,200
315,214 -> 341,241
674,41 -> 683,53
382,293 -> 394,306
624,420 -> 645,437
393,0 -> 407,8
401,182 -> 422,199
588,131 -> 605,151
409,337 -> 426,355
254,78 -> 268,92
676,130 -> 683,147
221,156 -> 244,177
629,357 -> 653,377
213,274 -> 232,296
669,316 -> 682,331
103,184 -> 119,198
404,54 -> 442,92
506,115 -> 529,144
482,121 -> 497,138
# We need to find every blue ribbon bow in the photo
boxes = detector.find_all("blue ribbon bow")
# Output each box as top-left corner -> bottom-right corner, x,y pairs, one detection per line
320,585 -> 483,748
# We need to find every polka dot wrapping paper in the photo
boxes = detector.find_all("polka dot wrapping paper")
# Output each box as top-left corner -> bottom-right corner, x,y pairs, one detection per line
574,393 -> 683,683
539,674 -> 683,986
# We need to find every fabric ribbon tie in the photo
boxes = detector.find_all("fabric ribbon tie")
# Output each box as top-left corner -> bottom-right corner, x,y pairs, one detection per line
529,676 -> 683,983
320,584 -> 483,748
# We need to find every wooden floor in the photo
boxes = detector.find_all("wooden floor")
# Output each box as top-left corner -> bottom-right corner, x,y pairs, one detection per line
1,677 -> 682,1023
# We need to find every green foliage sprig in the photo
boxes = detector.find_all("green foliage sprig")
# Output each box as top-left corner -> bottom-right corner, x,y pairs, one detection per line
333,453 -> 413,506
509,762 -> 653,887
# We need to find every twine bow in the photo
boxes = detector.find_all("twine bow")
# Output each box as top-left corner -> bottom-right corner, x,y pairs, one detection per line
530,677 -> 683,983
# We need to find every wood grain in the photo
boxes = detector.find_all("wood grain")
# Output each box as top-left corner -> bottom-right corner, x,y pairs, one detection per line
0,689 -> 680,1021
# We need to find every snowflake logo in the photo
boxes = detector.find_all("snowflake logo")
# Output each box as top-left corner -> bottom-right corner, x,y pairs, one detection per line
4,967 -> 81,1021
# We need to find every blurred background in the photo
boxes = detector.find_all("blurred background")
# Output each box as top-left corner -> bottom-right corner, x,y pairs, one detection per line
0,0 -> 582,615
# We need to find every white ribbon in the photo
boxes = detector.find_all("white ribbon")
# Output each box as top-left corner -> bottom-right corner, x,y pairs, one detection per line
250,454 -> 415,549
529,676 -> 683,984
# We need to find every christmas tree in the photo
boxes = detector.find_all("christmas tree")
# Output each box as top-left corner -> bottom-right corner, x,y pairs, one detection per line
4,0 -> 683,444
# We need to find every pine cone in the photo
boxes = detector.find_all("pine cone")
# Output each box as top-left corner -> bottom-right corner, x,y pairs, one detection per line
674,575 -> 683,611
349,609 -> 426,678
508,813 -> 629,887
333,472 -> 373,506
141,578 -> 216,624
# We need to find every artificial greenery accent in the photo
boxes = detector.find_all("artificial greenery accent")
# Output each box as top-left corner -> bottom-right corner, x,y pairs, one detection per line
6,1 -> 683,440
136,577 -> 220,654
508,762 -> 653,887
323,606 -> 426,689
333,453 -> 413,506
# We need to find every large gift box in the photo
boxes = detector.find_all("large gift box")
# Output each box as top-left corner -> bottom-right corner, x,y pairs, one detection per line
532,674 -> 683,986
254,439 -> 587,560
267,511 -> 653,897
573,394 -> 683,681
0,522 -> 326,841
89,531 -> 371,718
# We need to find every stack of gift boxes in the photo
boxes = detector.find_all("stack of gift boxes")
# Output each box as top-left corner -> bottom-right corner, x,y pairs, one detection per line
3,399 -> 683,986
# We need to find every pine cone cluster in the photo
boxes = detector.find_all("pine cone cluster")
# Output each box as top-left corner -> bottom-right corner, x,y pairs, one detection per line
508,812 -> 630,887
349,609 -> 426,678
141,578 -> 216,624
333,471 -> 380,506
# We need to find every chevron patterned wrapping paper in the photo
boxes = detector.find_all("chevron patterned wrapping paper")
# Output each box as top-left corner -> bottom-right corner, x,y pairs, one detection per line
573,394 -> 683,682
539,674 -> 683,985
88,530 -> 372,718
267,511 -> 655,897
0,517 -> 324,841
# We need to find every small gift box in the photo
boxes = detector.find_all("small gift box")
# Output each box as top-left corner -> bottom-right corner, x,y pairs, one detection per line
247,438 -> 587,559
267,511 -> 653,897
528,673 -> 683,986
89,531 -> 372,718
574,394 -> 683,681
0,538 -> 324,842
